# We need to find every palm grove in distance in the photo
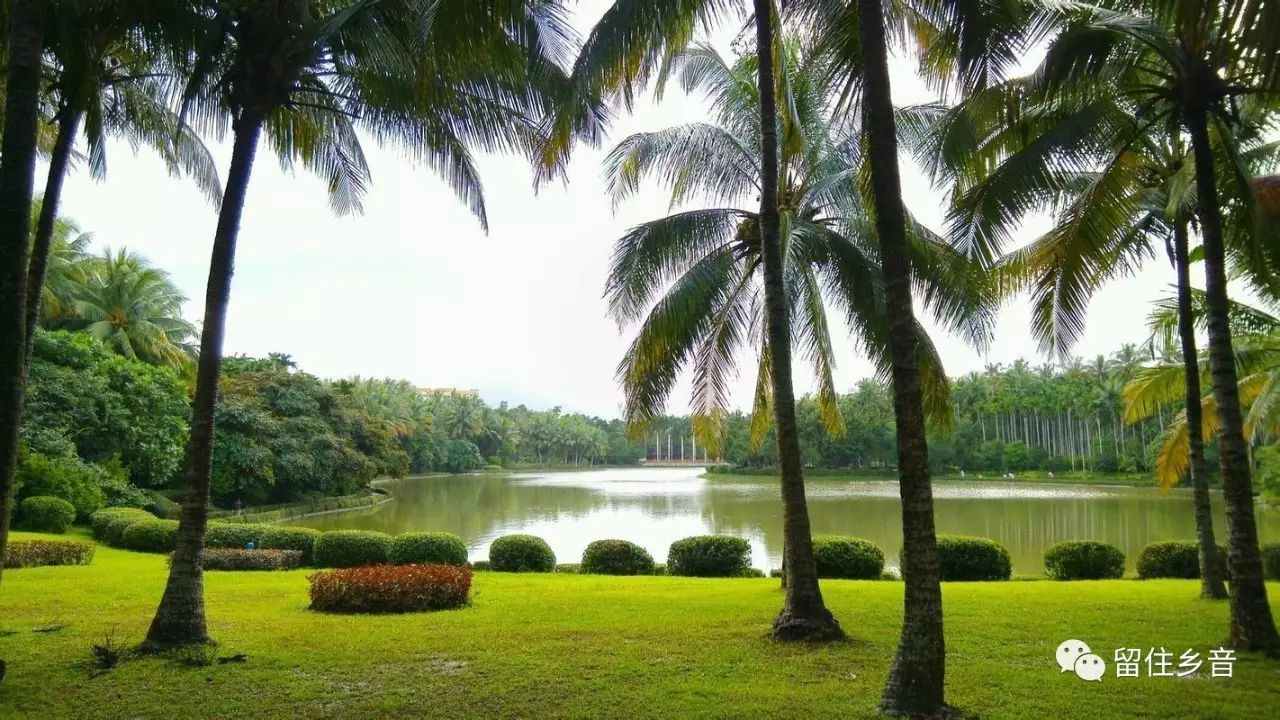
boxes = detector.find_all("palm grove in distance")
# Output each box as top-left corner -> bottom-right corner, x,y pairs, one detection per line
0,1 -> 1279,719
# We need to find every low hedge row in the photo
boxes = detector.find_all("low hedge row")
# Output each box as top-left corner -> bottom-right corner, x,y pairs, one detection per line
309,564 -> 473,613
3,539 -> 95,568
198,548 -> 303,571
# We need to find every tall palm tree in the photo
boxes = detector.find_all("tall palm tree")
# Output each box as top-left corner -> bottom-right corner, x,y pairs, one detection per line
1038,0 -> 1280,653
143,0 -> 579,649
0,0 -> 45,582
56,248 -> 197,367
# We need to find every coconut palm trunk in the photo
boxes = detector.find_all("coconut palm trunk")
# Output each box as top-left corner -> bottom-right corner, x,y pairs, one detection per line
0,0 -> 46,583
24,108 -> 84,366
752,0 -> 841,642
1172,216 -> 1227,600
1187,110 -> 1280,652
142,112 -> 264,649
857,0 -> 946,711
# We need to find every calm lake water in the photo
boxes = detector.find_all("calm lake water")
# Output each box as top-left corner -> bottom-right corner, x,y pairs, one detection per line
295,468 -> 1280,574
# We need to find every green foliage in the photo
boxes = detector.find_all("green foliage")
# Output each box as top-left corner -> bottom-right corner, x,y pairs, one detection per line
119,518 -> 180,553
488,535 -> 556,573
1261,543 -> 1280,581
204,523 -> 274,550
666,535 -> 750,578
388,532 -> 469,566
259,527 -> 323,565
2,539 -> 94,568
16,497 -> 77,534
1136,542 -> 1208,580
935,536 -> 1013,581
444,440 -> 484,474
1044,541 -> 1126,580
14,453 -> 107,518
90,507 -> 153,541
313,530 -> 392,568
580,539 -> 655,575
811,537 -> 885,580
195,549 -> 303,572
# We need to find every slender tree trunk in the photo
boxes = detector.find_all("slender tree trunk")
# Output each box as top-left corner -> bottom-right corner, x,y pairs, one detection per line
0,0 -> 46,583
858,0 -> 946,712
24,108 -> 83,365
142,112 -> 264,650
1173,217 -> 1228,600
1188,112 -> 1280,652
753,0 -> 841,642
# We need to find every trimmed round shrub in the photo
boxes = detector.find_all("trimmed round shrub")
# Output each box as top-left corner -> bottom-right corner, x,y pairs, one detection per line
488,534 -> 556,572
1137,541 -> 1207,579
260,526 -> 323,565
309,564 -> 473,614
17,496 -> 76,534
581,539 -> 655,575
812,536 -> 885,580
1262,542 -> 1280,581
120,518 -> 180,553
936,535 -> 1013,581
313,530 -> 391,568
1044,541 -> 1125,580
90,507 -> 153,541
103,512 -> 155,546
205,523 -> 273,550
388,532 -> 468,566
666,535 -> 750,577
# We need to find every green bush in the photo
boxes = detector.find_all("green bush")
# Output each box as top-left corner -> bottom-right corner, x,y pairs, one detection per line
16,496 -> 77,534
196,548 -> 303,571
313,530 -> 391,568
1044,541 -> 1125,580
737,567 -> 766,578
936,536 -> 1013,581
667,535 -> 750,577
555,563 -> 582,574
488,534 -> 556,572
90,507 -> 153,541
1137,541 -> 1208,579
14,453 -> 107,518
120,518 -> 180,553
581,539 -> 655,575
1262,542 -> 1280,581
260,526 -> 323,565
812,536 -> 885,580
3,539 -> 95,568
651,564 -> 667,576
471,560 -> 491,571
205,523 -> 274,549
388,532 -> 469,566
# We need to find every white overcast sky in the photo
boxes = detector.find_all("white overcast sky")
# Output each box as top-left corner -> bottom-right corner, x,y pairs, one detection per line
47,2 -> 1181,418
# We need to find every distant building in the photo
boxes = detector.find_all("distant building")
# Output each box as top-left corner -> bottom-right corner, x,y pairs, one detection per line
416,387 -> 480,399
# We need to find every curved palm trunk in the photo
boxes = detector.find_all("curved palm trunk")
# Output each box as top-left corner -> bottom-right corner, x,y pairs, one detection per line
0,0 -> 46,583
753,0 -> 842,643
1187,112 -> 1280,653
857,0 -> 946,712
1172,217 -> 1227,600
142,112 -> 264,649
24,108 -> 84,366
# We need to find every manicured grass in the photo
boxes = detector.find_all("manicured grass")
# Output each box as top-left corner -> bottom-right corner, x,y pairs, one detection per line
1,530 -> 1278,719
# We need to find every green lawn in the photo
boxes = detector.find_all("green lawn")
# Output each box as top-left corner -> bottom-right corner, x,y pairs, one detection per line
1,530 -> 1278,719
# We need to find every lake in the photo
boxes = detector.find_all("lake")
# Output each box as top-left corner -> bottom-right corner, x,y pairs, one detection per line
294,467 -> 1280,574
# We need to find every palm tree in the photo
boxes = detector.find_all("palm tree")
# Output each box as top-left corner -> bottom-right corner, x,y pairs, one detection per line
1038,0 -> 1280,654
143,0 -> 579,650
56,248 -> 197,367
0,0 -> 46,582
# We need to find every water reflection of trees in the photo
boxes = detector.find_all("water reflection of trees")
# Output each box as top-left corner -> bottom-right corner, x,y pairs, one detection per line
299,475 -> 1279,573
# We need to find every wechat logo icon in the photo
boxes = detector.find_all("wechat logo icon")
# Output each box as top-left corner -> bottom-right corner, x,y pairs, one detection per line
1057,639 -> 1105,682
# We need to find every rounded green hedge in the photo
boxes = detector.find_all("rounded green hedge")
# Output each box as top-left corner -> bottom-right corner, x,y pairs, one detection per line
388,532 -> 469,566
581,539 -> 655,575
1044,541 -> 1125,580
90,507 -> 153,541
260,526 -> 323,565
666,535 -> 750,577
1136,541 -> 1215,579
1262,542 -> 1280,581
17,496 -> 76,534
103,512 -> 154,547
120,519 -> 180,553
488,534 -> 556,572
313,530 -> 391,568
205,523 -> 274,549
936,535 -> 1013,581
811,536 -> 885,579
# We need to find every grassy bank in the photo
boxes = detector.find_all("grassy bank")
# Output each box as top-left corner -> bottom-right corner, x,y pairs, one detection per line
707,467 -> 1160,488
2,531 -> 1278,718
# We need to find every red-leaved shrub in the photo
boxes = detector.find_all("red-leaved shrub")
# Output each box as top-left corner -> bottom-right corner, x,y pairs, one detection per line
308,564 -> 473,614
3,539 -> 95,568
